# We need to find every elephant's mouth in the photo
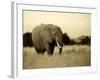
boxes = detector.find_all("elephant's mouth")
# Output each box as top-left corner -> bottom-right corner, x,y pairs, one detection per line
56,41 -> 63,48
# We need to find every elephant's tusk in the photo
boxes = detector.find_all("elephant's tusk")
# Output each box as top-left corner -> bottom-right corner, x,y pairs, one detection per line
56,41 -> 62,48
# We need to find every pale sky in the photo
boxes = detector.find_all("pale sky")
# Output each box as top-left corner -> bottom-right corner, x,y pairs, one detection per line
23,11 -> 91,38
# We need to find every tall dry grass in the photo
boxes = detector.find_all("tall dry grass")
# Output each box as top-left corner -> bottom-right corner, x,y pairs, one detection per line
23,45 -> 90,69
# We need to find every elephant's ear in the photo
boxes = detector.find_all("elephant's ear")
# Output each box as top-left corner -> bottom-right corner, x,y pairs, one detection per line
40,27 -> 52,43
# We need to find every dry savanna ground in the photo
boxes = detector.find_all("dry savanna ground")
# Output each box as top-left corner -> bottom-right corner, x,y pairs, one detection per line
23,45 -> 91,69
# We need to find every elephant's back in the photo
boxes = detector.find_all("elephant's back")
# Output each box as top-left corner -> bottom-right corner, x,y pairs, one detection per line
32,24 -> 44,39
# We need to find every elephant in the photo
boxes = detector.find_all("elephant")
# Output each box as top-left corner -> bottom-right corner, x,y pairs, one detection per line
32,24 -> 64,55
23,32 -> 33,47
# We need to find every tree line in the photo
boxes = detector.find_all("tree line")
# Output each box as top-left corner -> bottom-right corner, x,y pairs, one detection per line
23,32 -> 90,47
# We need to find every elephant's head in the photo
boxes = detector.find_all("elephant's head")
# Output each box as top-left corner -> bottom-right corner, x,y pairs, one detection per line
47,24 -> 64,53
53,26 -> 64,54
52,26 -> 63,48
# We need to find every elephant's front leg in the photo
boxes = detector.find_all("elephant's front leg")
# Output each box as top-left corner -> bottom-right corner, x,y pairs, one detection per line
59,48 -> 63,54
44,42 -> 54,55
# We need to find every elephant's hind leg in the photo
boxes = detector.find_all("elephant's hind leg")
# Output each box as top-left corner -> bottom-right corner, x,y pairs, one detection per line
35,47 -> 45,54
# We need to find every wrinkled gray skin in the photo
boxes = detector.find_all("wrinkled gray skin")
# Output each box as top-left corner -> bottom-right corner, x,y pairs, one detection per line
32,24 -> 63,55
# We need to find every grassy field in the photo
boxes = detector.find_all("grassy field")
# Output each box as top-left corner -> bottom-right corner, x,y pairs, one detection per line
23,45 -> 91,69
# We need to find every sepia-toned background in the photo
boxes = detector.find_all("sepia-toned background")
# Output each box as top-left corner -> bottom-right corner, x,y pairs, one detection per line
23,10 -> 91,69
23,11 -> 90,38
